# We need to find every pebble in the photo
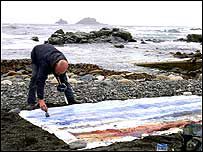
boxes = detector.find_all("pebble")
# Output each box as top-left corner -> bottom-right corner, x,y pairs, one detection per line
183,92 -> 193,96
1,80 -> 12,85
17,82 -> 26,86
95,75 -> 105,81
198,74 -> 202,80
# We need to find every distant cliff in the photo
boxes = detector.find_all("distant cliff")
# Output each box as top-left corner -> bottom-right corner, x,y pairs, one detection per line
76,17 -> 102,25
55,19 -> 68,24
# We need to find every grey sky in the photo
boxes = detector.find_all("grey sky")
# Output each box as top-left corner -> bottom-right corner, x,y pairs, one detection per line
1,1 -> 202,27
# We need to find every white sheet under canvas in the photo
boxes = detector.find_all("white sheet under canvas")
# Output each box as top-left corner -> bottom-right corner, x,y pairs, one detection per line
19,95 -> 202,149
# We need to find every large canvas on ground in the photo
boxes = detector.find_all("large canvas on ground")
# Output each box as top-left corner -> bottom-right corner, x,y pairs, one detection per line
19,95 -> 202,149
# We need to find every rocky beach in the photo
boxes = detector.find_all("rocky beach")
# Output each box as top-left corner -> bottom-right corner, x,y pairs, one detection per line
1,22 -> 202,151
1,57 -> 202,151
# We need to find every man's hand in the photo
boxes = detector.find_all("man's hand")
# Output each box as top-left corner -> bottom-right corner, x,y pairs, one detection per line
38,99 -> 48,112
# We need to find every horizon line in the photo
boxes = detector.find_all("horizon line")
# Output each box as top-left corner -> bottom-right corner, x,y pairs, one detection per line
2,22 -> 201,28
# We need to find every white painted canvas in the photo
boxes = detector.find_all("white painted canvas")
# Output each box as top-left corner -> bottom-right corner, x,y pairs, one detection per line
19,95 -> 202,149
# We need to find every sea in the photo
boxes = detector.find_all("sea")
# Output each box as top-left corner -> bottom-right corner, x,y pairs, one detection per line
1,23 -> 202,73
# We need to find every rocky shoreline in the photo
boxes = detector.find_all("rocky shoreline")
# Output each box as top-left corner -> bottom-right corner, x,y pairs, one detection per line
43,27 -> 202,45
1,59 -> 202,151
1,59 -> 202,110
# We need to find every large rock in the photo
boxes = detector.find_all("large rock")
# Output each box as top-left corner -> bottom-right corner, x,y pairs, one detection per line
112,30 -> 133,41
114,44 -> 125,48
46,28 -> 135,45
31,36 -> 39,42
177,34 -> 202,43
48,36 -> 64,45
186,34 -> 202,43
55,29 -> 65,35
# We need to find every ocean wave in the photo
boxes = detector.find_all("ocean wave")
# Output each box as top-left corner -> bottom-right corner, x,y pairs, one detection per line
164,29 -> 181,33
2,24 -> 18,29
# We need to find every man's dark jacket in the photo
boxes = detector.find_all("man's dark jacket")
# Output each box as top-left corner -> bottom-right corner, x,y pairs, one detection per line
31,44 -> 68,99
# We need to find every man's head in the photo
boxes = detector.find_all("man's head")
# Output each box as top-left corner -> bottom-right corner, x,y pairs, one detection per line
55,59 -> 69,75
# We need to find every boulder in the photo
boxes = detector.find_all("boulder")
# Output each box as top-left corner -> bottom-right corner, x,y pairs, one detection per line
176,34 -> 202,43
190,28 -> 201,30
114,44 -> 124,48
146,39 -> 164,43
110,36 -> 126,43
31,36 -> 39,42
141,39 -> 147,44
55,29 -> 65,35
186,34 -> 202,43
128,38 -> 137,42
174,52 -> 189,58
112,30 -> 133,41
48,37 -> 64,45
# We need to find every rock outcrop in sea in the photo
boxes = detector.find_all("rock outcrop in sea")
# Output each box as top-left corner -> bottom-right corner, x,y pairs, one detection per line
76,17 -> 102,25
55,19 -> 68,24
177,34 -> 202,43
45,27 -> 136,45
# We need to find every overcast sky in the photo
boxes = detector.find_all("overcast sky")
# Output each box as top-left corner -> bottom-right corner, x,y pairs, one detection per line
1,1 -> 202,27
